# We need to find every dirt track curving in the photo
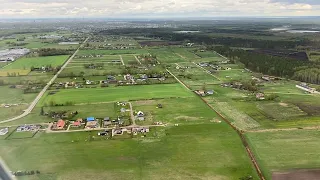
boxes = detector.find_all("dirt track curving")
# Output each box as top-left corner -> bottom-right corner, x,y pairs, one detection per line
273,169 -> 320,180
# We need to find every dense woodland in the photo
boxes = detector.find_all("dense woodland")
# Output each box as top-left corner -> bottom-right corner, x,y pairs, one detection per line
37,48 -> 73,56
99,28 -> 312,49
212,46 -> 320,84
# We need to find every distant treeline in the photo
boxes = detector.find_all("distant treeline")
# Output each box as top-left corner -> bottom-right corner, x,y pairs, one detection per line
37,48 -> 73,56
212,46 -> 320,84
98,28 -> 311,49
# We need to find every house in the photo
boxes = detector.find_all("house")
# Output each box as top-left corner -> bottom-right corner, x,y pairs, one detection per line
72,121 -> 81,127
57,120 -> 65,129
137,111 -> 144,117
104,121 -> 112,127
86,121 -> 98,128
226,67 -> 232,70
86,80 -> 93,85
104,117 -> 110,121
107,75 -> 116,81
195,90 -> 206,96
120,108 -> 126,113
256,93 -> 265,100
206,90 -> 214,95
140,74 -> 148,79
100,80 -> 108,84
98,132 -> 108,136
87,117 -> 95,121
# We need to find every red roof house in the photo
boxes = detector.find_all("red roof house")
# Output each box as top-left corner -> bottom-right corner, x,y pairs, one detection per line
57,119 -> 65,129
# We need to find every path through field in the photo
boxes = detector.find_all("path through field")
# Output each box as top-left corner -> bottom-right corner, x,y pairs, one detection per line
0,37 -> 90,124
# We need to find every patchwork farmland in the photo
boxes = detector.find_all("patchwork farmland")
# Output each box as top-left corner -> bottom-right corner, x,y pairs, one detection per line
0,24 -> 319,180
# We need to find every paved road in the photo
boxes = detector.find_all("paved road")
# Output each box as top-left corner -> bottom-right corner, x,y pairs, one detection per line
0,158 -> 14,180
0,37 -> 89,124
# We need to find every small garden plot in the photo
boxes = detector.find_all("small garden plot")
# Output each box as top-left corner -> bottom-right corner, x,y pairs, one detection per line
215,69 -> 252,82
6,125 -> 40,139
132,97 -> 223,125
171,47 -> 200,61
194,50 -> 220,58
121,54 -> 138,65
205,97 -> 260,130
257,102 -> 307,120
3,55 -> 69,70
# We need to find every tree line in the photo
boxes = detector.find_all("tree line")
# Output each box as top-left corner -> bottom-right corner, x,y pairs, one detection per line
212,46 -> 320,84
37,48 -> 73,56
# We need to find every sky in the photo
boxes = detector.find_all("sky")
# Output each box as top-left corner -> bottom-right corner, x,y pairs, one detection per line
0,0 -> 320,18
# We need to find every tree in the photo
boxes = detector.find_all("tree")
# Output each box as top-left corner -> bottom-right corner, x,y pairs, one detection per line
40,106 -> 44,115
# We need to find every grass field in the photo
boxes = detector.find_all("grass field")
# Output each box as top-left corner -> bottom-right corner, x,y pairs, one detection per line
3,55 -> 69,70
0,86 -> 37,104
148,48 -> 186,63
0,123 -> 258,180
246,130 -> 320,179
39,84 -> 193,105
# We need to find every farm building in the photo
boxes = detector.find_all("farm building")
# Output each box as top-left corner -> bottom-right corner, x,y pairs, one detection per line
0,128 -> 9,135
72,119 -> 82,127
137,111 -> 145,121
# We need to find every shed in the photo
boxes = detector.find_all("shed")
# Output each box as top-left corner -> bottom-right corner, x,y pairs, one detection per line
87,117 -> 95,121
206,90 -> 214,95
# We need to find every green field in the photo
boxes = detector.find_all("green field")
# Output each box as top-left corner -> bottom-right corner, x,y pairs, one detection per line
3,55 -> 69,70
148,48 -> 186,63
39,84 -> 193,105
247,130 -> 320,179
77,49 -> 149,55
0,124 -> 257,180
0,86 -> 37,104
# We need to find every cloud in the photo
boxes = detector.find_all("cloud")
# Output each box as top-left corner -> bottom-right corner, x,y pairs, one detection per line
0,0 -> 319,18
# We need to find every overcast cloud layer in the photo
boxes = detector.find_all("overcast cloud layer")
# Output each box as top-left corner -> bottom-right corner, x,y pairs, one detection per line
0,0 -> 319,18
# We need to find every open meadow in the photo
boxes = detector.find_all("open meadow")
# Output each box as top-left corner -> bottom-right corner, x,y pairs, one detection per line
246,130 -> 320,180
3,55 -> 69,70
0,123 -> 258,180
38,84 -> 193,106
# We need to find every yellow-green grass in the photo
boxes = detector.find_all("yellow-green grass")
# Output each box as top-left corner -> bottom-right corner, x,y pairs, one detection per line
246,130 -> 320,179
3,55 -> 69,70
0,124 -> 258,180
0,69 -> 30,76
38,84 -> 193,106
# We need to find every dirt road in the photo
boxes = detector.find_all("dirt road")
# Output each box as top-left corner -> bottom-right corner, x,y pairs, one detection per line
0,37 -> 89,124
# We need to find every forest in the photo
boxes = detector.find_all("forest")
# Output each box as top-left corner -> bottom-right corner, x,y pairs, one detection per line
212,46 -> 320,84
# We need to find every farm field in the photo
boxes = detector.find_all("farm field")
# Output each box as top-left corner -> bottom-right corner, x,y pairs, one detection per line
171,47 -> 200,61
2,55 -> 69,70
0,86 -> 37,104
38,84 -> 193,106
246,130 -> 320,180
0,105 -> 29,120
132,96 -> 223,125
148,48 -> 186,63
0,124 -> 258,180
77,49 -> 149,55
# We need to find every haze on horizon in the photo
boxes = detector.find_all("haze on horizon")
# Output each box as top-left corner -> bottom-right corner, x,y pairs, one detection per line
0,0 -> 319,18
